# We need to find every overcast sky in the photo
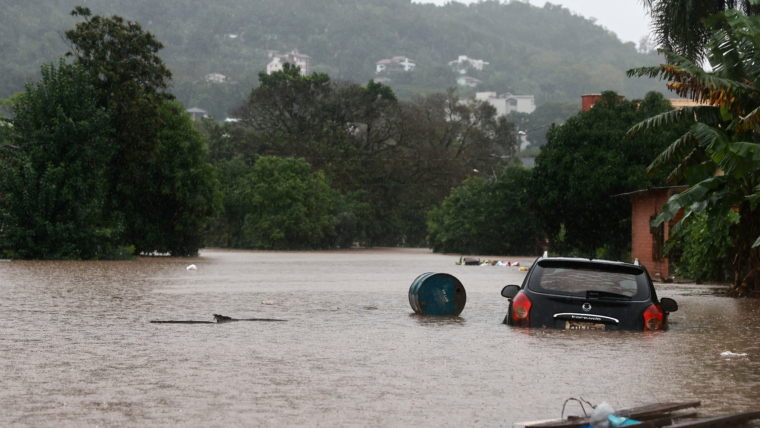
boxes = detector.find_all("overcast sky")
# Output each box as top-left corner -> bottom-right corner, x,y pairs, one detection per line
415,0 -> 652,44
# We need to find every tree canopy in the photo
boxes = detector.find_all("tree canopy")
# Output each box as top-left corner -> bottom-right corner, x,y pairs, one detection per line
529,91 -> 685,259
0,61 -> 119,259
214,67 -> 517,247
0,9 -> 219,259
427,164 -> 538,255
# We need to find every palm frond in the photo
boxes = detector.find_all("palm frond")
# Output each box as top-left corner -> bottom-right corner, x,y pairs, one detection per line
691,122 -> 731,152
665,147 -> 707,183
627,106 -> 721,137
644,131 -> 698,175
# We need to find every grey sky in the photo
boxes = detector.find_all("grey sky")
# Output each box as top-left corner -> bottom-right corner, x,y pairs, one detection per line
415,0 -> 652,44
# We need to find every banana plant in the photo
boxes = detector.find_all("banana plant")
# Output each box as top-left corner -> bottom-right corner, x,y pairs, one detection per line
627,9 -> 760,295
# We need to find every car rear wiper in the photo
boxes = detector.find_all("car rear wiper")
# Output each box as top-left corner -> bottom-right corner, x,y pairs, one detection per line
586,290 -> 632,301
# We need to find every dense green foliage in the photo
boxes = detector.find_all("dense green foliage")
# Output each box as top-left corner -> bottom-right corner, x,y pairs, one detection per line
241,157 -> 338,250
62,8 -> 217,256
1,0 -> 667,119
530,91 -> 686,259
666,211 -> 738,282
125,101 -> 220,255
427,164 -> 538,255
216,66 -> 517,247
0,10 -> 219,259
0,61 -> 120,259
627,10 -> 760,295
206,155 -> 364,249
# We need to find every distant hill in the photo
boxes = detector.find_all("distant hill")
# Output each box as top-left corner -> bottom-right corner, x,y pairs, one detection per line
0,0 -> 665,119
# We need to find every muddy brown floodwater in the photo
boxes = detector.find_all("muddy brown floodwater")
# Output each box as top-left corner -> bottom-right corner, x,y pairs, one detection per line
1,248 -> 759,427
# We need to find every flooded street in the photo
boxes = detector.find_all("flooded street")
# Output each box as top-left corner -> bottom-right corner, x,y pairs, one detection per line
1,248 -> 759,427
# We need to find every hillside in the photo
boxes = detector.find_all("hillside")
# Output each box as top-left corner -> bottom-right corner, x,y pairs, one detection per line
0,0 -> 665,119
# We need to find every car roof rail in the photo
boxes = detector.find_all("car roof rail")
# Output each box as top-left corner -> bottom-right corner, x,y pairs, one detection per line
634,258 -> 640,266
542,250 -> 548,259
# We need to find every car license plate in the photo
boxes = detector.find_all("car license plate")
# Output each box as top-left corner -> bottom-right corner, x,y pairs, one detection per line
566,321 -> 605,330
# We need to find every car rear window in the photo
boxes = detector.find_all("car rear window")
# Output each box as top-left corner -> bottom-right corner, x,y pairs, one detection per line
528,260 -> 650,300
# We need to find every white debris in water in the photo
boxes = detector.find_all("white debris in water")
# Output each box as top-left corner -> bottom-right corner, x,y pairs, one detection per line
186,264 -> 197,270
262,299 -> 273,305
721,351 -> 748,357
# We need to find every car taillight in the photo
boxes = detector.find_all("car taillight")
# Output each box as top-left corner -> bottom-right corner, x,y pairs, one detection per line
512,292 -> 532,327
643,304 -> 663,331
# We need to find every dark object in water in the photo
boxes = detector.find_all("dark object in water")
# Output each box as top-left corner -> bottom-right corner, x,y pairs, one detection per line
150,320 -> 214,324
409,272 -> 466,316
212,314 -> 286,323
150,314 -> 287,324
463,257 -> 480,265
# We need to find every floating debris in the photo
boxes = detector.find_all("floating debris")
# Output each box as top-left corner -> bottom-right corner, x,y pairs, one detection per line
456,257 -> 522,267
515,400 -> 760,428
262,299 -> 274,305
186,264 -> 197,270
212,314 -> 285,323
721,350 -> 748,357
150,314 -> 286,323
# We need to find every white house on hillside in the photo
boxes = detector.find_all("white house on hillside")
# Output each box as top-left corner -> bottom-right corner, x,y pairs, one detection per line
205,73 -> 227,83
267,50 -> 311,75
187,107 -> 208,121
457,76 -> 482,87
376,56 -> 416,73
449,55 -> 489,74
475,92 -> 535,116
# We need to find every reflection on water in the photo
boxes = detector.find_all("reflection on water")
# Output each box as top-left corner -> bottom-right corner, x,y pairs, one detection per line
1,248 -> 759,427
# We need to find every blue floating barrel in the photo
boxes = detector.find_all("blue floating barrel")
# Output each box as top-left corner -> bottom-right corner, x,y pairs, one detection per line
409,273 -> 466,316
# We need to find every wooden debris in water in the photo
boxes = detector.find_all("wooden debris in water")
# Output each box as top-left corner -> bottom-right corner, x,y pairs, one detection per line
150,314 -> 287,324
517,401 -> 760,428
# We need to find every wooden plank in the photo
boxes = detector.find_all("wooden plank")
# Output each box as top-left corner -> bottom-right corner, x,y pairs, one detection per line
668,411 -> 760,428
523,402 -> 702,428
624,402 -> 702,420
623,412 -> 700,428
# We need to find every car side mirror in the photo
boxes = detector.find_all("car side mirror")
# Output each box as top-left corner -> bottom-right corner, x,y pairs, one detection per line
660,297 -> 678,313
501,285 -> 521,299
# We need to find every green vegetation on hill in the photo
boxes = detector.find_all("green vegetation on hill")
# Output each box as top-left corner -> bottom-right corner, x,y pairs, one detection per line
1,0 -> 666,119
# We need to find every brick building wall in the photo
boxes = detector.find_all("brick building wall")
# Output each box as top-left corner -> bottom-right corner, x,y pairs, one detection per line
629,187 -> 687,279
631,190 -> 670,278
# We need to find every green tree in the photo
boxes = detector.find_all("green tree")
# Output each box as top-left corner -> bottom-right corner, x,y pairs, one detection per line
204,155 -> 255,248
64,6 -> 172,161
530,91 -> 684,259
234,64 -> 337,164
627,9 -> 760,295
65,8 -> 217,256
427,164 -> 538,255
666,210 -> 739,282
241,156 -> 337,250
0,61 -> 120,259
124,101 -> 220,256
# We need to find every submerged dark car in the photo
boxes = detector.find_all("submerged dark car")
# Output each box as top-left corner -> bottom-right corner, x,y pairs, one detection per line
501,254 -> 678,331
